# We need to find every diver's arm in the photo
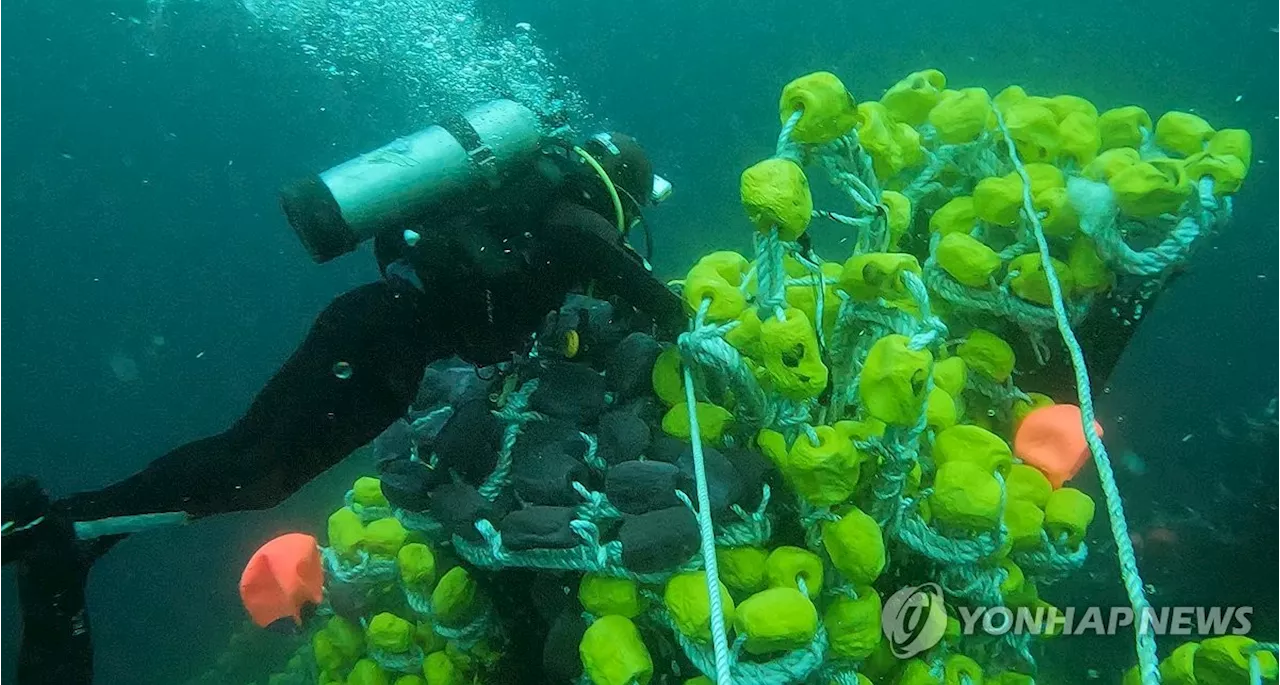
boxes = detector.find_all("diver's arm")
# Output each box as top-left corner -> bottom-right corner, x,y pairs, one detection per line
539,201 -> 687,335
56,280 -> 438,521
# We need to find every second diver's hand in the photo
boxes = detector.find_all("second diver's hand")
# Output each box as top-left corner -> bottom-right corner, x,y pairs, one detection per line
4,476 -> 123,685
3,475 -> 57,561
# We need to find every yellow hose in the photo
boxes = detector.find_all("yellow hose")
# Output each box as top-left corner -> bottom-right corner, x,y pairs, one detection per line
573,145 -> 627,234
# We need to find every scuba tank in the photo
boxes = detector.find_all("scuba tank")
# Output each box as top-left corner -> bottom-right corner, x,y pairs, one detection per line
280,99 -> 545,263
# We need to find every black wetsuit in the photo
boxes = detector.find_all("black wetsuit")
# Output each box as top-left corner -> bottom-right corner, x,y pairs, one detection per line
5,156 -> 685,685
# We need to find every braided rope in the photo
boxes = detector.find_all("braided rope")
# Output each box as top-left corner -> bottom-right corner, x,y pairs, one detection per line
902,135 -> 1006,205
404,585 -> 432,615
579,432 -> 605,471
681,361 -> 734,683
1249,642 -> 1279,685
997,234 -> 1037,262
650,602 -> 830,685
344,489 -> 394,523
901,271 -> 947,351
402,573 -> 495,652
572,482 -> 624,523
791,251 -> 831,352
409,404 -> 454,434
713,484 -> 774,548
756,228 -> 789,319
995,109 -> 1160,685
1093,215 -> 1201,276
453,519 -> 699,583
679,312 -> 771,430
921,258 -> 1080,333
368,645 -> 425,673
938,562 -> 1005,607
1012,532 -> 1089,585
394,507 -> 444,538
825,671 -> 865,685
321,546 -> 398,585
798,499 -> 840,550
895,512 -> 1003,565
815,139 -> 883,250
434,603 -> 493,649
479,379 -> 541,500
813,208 -> 873,232
777,110 -> 804,163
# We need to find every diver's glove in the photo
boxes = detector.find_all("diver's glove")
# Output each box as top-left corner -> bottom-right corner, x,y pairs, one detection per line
3,476 -> 113,685
2,476 -> 127,565
3,476 -> 65,561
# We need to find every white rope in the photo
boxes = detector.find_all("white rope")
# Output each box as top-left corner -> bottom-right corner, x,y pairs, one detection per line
369,644 -> 425,673
479,380 -> 541,500
755,228 -> 788,318
321,546 -> 397,585
682,362 -> 734,684
777,109 -> 804,162
1248,642 -> 1279,685
791,250 -> 830,353
817,145 -> 881,214
714,485 -> 773,548
454,518 -> 699,582
1086,213 -> 1203,276
813,208 -> 873,231
995,109 -> 1161,685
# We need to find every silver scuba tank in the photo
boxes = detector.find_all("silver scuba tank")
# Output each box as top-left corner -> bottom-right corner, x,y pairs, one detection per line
280,99 -> 545,263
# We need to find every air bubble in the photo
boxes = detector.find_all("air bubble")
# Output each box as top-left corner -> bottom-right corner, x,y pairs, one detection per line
333,361 -> 353,379
234,0 -> 588,129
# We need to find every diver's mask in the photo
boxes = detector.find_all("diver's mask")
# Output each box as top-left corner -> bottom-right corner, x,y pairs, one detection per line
576,132 -> 672,263
584,132 -> 671,207
650,173 -> 673,204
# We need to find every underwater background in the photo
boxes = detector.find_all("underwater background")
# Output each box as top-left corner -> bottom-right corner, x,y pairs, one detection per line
1,0 -> 1277,683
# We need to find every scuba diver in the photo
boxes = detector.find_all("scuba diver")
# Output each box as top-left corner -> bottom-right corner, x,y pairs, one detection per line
1,99 -> 1176,685
1,100 -> 685,685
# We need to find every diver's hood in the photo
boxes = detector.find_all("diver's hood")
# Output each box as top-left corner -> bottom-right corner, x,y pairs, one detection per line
585,132 -> 663,206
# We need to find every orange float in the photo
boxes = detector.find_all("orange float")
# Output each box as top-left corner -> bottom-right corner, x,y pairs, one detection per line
239,532 -> 324,630
1013,404 -> 1102,488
